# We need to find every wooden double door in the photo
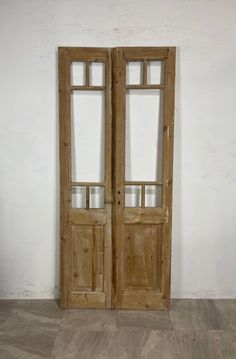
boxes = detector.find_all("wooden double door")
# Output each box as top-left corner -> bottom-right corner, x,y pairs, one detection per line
59,47 -> 175,309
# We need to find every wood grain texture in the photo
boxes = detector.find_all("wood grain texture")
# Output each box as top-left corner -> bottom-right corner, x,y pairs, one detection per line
71,226 -> 94,291
60,47 -> 176,310
68,293 -> 106,309
126,84 -> 165,89
162,47 -> 176,306
59,47 -> 112,309
68,209 -> 106,225
59,48 -> 71,309
70,226 -> 104,292
122,208 -> 165,224
113,47 -> 176,310
112,47 -> 126,309
104,49 -> 113,309
124,224 -> 161,291
122,47 -> 171,60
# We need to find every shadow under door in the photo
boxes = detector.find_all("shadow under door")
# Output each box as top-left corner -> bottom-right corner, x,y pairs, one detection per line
59,47 -> 176,309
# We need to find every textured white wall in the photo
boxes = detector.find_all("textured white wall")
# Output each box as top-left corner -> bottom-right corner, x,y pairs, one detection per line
0,0 -> 236,299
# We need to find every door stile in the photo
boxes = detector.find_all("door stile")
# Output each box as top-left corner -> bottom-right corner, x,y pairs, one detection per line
162,48 -> 176,306
59,48 -> 71,308
104,48 -> 113,308
111,48 -> 117,309
112,48 -> 126,307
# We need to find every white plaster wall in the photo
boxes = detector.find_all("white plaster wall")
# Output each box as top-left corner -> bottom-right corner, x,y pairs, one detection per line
0,0 -> 236,299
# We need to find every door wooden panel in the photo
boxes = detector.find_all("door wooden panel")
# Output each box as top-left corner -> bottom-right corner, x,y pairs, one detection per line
59,47 -> 175,309
71,225 -> 104,292
124,224 -> 162,290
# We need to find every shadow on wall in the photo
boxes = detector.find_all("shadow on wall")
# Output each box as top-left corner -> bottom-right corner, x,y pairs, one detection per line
55,48 -> 60,300
171,46 -> 183,298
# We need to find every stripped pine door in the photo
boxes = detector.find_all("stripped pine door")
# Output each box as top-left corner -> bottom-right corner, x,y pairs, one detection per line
59,47 -> 175,309
113,48 -> 175,309
59,48 -> 112,308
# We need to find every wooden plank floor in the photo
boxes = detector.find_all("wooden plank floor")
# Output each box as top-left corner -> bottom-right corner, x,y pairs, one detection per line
0,299 -> 235,358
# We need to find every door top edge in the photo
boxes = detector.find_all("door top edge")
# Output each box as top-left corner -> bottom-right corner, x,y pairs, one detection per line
58,47 -> 109,54
58,46 -> 176,51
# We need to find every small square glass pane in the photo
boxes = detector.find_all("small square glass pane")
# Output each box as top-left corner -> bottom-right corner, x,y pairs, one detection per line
147,61 -> 165,84
126,62 -> 142,85
91,62 -> 105,86
145,185 -> 162,207
71,187 -> 86,208
71,62 -> 86,86
125,185 -> 141,207
90,186 -> 104,209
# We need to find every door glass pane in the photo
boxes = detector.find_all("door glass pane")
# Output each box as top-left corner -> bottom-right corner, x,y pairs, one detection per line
125,185 -> 141,207
145,185 -> 162,207
90,186 -> 104,208
125,90 -> 164,181
91,62 -> 105,86
147,61 -> 165,85
126,62 -> 142,85
71,187 -> 86,208
71,91 -> 104,182
71,62 -> 86,86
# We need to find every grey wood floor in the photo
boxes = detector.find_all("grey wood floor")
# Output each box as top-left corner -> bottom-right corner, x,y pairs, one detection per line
0,299 -> 235,359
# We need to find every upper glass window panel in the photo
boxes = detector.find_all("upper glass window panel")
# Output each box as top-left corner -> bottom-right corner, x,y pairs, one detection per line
125,89 -> 164,181
71,91 -> 105,182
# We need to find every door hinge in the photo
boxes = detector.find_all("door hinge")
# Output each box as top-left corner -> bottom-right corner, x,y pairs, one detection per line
164,208 -> 169,223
